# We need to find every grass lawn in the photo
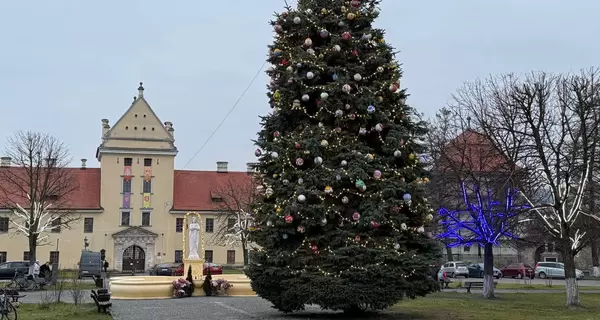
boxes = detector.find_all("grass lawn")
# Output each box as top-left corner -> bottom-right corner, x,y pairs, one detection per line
447,281 -> 600,291
223,269 -> 245,274
395,292 -> 600,319
15,303 -> 110,320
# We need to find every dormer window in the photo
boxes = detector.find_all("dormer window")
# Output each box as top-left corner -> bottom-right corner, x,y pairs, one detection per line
210,192 -> 223,203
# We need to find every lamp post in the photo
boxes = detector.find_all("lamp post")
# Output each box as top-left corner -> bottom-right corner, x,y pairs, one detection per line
84,236 -> 89,251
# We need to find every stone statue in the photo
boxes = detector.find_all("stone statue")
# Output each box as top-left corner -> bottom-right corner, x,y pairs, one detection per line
187,216 -> 201,259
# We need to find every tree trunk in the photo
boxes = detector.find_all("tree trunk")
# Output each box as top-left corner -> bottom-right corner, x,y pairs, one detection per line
242,242 -> 249,266
482,243 -> 495,299
28,235 -> 37,275
446,247 -> 453,261
563,247 -> 580,307
592,240 -> 600,277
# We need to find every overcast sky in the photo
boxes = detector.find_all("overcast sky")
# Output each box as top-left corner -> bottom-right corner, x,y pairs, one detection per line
1,0 -> 598,171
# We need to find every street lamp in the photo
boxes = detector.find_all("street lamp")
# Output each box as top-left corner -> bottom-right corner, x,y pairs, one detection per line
84,236 -> 89,251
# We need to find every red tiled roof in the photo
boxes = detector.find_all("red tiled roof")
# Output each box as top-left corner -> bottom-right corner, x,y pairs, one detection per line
0,168 -> 101,210
438,130 -> 512,173
0,167 -> 253,211
172,170 -> 253,211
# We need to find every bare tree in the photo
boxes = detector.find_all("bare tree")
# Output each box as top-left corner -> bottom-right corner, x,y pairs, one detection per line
450,69 -> 600,307
0,131 -> 79,272
427,107 -> 529,299
210,174 -> 257,266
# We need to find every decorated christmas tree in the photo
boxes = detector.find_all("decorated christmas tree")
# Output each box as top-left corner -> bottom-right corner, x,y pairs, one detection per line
246,0 -> 440,313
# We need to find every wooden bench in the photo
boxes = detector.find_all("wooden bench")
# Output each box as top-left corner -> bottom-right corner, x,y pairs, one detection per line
463,281 -> 498,293
90,289 -> 112,314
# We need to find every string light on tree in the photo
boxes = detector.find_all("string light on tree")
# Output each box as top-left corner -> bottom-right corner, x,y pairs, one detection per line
246,0 -> 440,313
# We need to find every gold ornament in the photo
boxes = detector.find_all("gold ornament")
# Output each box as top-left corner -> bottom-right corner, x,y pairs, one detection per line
321,8 -> 328,14
273,91 -> 281,100
347,13 -> 355,20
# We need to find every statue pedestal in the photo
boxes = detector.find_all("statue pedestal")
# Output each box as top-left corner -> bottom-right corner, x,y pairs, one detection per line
183,259 -> 205,281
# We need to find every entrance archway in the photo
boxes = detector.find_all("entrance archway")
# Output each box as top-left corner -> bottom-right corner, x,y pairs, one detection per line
122,245 -> 146,273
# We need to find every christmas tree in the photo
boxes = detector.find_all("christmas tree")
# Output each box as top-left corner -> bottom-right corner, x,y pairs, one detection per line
246,0 -> 440,313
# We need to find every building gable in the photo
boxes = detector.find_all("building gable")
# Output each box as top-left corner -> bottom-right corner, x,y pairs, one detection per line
97,83 -> 177,159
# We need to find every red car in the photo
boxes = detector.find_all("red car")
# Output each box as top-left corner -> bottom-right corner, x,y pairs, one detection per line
500,263 -> 535,279
204,263 -> 223,275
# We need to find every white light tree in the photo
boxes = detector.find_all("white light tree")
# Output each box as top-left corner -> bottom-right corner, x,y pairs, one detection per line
450,69 -> 600,307
210,174 -> 258,265
0,131 -> 79,273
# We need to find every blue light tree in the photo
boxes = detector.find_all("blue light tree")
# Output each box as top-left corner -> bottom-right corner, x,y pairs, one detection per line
437,183 -> 529,298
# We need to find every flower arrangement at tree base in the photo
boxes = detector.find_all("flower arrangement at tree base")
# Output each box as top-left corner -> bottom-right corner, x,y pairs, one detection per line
211,278 -> 233,296
172,278 -> 193,298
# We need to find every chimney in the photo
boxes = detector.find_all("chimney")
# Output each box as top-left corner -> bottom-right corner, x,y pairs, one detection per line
0,157 -> 11,167
81,158 -> 87,170
164,121 -> 174,138
246,162 -> 257,174
101,119 -> 110,136
216,161 -> 228,173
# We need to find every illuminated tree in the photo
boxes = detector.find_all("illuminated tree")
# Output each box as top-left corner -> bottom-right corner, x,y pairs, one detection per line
438,183 -> 528,298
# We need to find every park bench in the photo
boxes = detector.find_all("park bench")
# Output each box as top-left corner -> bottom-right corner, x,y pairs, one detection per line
463,281 -> 498,293
90,289 -> 112,314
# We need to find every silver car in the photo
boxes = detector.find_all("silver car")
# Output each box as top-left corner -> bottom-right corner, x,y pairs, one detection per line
442,261 -> 469,278
535,262 -> 584,280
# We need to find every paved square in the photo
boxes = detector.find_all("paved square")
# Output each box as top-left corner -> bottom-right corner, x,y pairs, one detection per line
110,297 -> 398,320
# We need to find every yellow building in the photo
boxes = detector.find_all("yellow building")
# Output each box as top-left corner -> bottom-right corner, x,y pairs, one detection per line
0,83 -> 252,272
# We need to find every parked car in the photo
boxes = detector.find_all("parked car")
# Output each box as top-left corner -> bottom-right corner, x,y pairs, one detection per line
149,263 -> 183,276
204,263 -> 223,275
535,262 -> 584,280
500,263 -> 535,279
0,261 -> 30,280
467,263 -> 502,279
442,261 -> 469,278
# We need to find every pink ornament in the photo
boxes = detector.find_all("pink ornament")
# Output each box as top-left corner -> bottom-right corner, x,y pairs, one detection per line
297,225 -> 305,233
296,158 -> 304,166
342,32 -> 351,40
373,170 -> 382,179
389,84 -> 398,92
371,221 -> 380,228
352,211 -> 360,221
285,215 -> 293,223
273,131 -> 280,137
354,235 -> 361,242
254,149 -> 262,157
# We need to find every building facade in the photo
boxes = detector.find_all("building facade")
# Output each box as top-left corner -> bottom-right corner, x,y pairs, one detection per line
0,84 -> 252,272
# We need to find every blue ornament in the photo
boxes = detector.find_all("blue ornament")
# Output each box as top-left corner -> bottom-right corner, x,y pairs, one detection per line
332,74 -> 339,80
403,193 -> 412,201
367,105 -> 375,113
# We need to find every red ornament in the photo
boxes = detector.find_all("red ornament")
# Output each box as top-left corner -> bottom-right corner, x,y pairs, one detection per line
311,244 -> 319,254
295,142 -> 301,149
354,235 -> 361,242
351,0 -> 360,7
390,206 -> 400,213
285,215 -> 293,223
370,221 -> 380,228
281,59 -> 288,65
352,49 -> 359,57
342,32 -> 351,40
273,131 -> 280,137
